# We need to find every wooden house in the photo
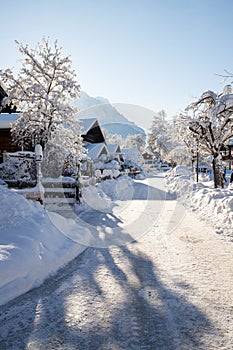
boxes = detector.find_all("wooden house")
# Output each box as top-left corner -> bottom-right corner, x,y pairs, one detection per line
107,143 -> 124,162
85,142 -> 109,161
80,118 -> 105,144
0,113 -> 21,162
0,85 -> 20,162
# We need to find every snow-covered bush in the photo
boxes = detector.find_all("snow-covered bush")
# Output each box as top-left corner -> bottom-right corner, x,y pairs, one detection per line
0,152 -> 36,186
123,147 -> 144,167
100,160 -> 121,179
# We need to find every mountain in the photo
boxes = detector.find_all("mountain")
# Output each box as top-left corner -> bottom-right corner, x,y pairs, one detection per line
74,91 -> 146,140
74,91 -> 129,125
101,122 -> 146,140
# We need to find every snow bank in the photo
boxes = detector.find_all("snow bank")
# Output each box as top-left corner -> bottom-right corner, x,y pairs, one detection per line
165,167 -> 233,238
97,175 -> 134,201
79,176 -> 134,211
189,185 -> 233,236
81,184 -> 115,212
167,165 -> 193,177
0,185 -> 85,306
0,175 -> 135,305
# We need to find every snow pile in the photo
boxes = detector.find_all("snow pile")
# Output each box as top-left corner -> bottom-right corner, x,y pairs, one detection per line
167,165 -> 193,177
165,166 -> 233,238
190,184 -> 233,236
80,175 -> 134,210
165,166 -> 194,200
0,185 -> 85,306
81,184 -> 115,212
97,175 -> 134,201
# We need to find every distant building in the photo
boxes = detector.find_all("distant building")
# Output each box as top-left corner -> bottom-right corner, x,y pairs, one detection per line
80,118 -> 105,144
85,142 -> 109,161
79,119 -> 125,175
107,143 -> 124,162
142,151 -> 158,169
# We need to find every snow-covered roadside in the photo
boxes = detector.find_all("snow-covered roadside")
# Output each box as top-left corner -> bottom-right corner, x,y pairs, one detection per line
1,168 -> 232,307
0,176 -> 135,306
165,166 -> 233,239
0,185 -> 87,306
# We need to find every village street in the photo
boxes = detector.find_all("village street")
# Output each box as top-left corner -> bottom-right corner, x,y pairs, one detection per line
0,175 -> 233,350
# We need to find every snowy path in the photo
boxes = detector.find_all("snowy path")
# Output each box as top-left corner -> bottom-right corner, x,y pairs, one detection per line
0,176 -> 233,349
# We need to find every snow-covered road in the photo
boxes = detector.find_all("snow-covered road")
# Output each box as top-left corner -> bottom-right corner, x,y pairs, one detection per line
0,176 -> 233,349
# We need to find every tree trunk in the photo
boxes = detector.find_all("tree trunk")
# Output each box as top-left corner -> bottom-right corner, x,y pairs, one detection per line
212,156 -> 224,188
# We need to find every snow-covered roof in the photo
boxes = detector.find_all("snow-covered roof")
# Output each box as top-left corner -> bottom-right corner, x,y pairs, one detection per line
107,143 -> 122,154
85,142 -> 109,160
0,113 -> 20,128
79,118 -> 98,135
79,117 -> 106,143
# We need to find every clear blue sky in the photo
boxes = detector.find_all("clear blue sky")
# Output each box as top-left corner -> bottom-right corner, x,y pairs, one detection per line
1,0 -> 233,124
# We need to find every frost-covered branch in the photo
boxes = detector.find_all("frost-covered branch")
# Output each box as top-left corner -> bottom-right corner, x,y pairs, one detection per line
184,86 -> 233,188
0,37 -> 82,153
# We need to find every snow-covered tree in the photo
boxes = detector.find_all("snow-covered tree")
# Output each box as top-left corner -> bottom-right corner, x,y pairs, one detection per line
103,130 -> 123,146
123,147 -> 144,167
124,134 -> 144,152
146,110 -> 170,159
184,87 -> 233,188
42,119 -> 85,177
0,37 -> 81,151
174,114 -> 199,169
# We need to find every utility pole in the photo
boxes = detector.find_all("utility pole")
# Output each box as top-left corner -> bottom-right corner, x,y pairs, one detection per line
196,141 -> 199,183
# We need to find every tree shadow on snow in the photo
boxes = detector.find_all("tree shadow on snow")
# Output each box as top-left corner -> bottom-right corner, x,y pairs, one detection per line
0,240 -> 218,350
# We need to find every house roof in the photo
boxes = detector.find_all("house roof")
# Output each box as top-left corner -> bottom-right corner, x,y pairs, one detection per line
79,117 -> 105,143
85,142 -> 109,160
79,118 -> 98,135
0,113 -> 20,128
107,143 -> 122,154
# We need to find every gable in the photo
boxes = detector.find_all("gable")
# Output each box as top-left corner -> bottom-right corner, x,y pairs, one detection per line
107,143 -> 122,154
80,118 -> 105,143
85,142 -> 109,160
116,145 -> 121,153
